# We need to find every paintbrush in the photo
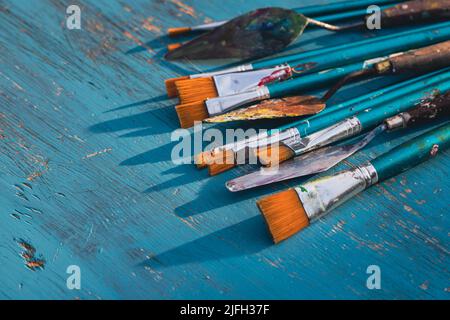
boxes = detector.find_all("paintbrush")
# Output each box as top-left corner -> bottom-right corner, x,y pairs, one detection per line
166,0 -> 450,60
205,40 -> 450,122
195,70 -> 443,169
257,121 -> 450,243
226,90 -> 450,191
165,21 -> 450,98
167,0 -> 400,37
177,40 -> 450,128
206,68 -> 450,175
176,61 -> 363,128
166,4 -> 396,51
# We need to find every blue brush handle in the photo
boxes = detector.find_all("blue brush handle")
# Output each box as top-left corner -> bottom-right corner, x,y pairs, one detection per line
357,84 -> 450,130
294,0 -> 399,17
267,62 -> 364,97
253,22 -> 450,69
371,122 -> 450,182
312,5 -> 391,24
305,69 -> 450,134
266,68 -> 450,136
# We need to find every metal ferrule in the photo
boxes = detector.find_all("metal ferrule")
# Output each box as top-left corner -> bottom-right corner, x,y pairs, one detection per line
190,20 -> 227,32
205,86 -> 271,116
295,162 -> 379,222
384,112 -> 411,131
284,117 -> 362,156
190,64 -> 254,79
211,127 -> 300,154
213,64 -> 290,97
248,127 -> 301,150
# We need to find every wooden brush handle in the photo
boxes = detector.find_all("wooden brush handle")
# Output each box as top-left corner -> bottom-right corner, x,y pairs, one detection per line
404,91 -> 450,125
380,0 -> 450,26
375,40 -> 450,74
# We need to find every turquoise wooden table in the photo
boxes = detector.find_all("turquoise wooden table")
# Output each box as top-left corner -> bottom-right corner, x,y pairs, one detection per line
0,0 -> 449,300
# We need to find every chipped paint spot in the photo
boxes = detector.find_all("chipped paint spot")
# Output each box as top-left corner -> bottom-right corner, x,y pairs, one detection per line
27,157 -> 49,181
123,31 -> 155,53
419,280 -> 429,290
16,239 -> 45,271
83,148 -> 112,159
430,144 -> 439,156
170,0 -> 196,17
142,17 -> 162,33
403,204 -> 420,217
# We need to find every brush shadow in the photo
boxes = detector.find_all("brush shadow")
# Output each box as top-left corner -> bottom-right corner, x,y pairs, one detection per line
126,34 -> 175,54
105,95 -> 170,113
172,166 -> 303,218
143,164 -> 210,193
89,107 -> 177,136
138,215 -> 272,269
120,141 -> 177,166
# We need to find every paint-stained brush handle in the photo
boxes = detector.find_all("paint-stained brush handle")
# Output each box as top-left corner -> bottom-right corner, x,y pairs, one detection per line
386,91 -> 450,129
371,121 -> 450,182
323,41 -> 450,101
377,40 -> 450,74
379,0 -> 450,26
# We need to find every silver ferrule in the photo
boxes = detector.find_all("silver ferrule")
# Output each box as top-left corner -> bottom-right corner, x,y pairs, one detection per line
205,86 -> 270,116
384,112 -> 411,131
190,64 -> 254,79
295,162 -> 378,222
213,64 -> 290,96
190,20 -> 227,32
285,117 -> 362,156
211,127 -> 300,154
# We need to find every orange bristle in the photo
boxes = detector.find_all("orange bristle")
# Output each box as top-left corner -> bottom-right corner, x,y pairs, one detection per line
195,149 -> 226,169
207,149 -> 236,176
167,43 -> 182,52
257,189 -> 310,243
257,144 -> 295,167
167,27 -> 191,37
175,101 -> 209,129
165,76 -> 190,98
195,152 -> 208,169
175,77 -> 218,104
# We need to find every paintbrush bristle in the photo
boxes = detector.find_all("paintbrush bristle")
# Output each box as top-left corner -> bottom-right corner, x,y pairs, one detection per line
257,189 -> 309,243
195,149 -> 225,169
165,76 -> 190,98
175,77 -> 218,104
207,149 -> 236,176
195,152 -> 209,168
167,27 -> 191,37
167,43 -> 182,52
257,144 -> 295,167
175,101 -> 209,129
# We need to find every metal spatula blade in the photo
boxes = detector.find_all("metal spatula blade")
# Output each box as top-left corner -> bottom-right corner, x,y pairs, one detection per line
226,124 -> 385,192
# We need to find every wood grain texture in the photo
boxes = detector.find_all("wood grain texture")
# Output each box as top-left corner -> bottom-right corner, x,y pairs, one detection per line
0,0 -> 448,299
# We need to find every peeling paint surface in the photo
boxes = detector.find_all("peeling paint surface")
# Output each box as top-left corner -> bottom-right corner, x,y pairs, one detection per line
0,0 -> 449,299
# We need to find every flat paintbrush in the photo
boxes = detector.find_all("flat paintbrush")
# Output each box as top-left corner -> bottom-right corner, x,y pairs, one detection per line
178,40 -> 450,129
195,70 -> 441,169
206,68 -> 450,175
206,40 -> 450,123
257,121 -> 450,243
227,91 -> 450,191
167,0 -> 399,36
166,21 -> 450,98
